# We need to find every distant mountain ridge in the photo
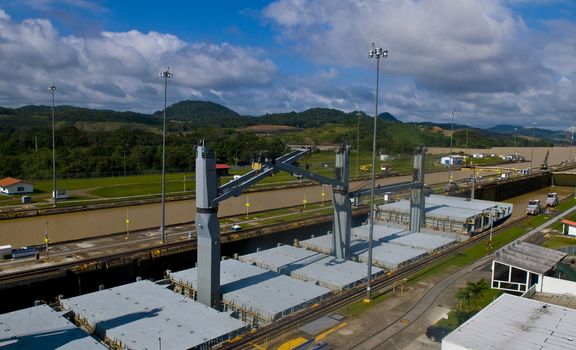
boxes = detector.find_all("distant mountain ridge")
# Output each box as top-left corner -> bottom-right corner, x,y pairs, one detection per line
0,100 -> 566,144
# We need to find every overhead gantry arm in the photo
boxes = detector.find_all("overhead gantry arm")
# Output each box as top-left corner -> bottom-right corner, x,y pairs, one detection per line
212,148 -> 312,206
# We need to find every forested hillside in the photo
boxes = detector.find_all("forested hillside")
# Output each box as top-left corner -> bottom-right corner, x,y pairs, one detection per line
0,100 -> 556,180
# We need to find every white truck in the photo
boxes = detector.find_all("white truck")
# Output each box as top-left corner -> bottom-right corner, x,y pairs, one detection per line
546,192 -> 559,207
526,199 -> 542,215
0,245 -> 12,259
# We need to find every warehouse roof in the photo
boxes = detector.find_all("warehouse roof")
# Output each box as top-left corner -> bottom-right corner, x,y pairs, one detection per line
388,232 -> 456,251
0,304 -> 105,349
289,255 -> 382,291
494,241 -> 566,275
170,259 -> 332,322
60,280 -> 248,349
239,244 -> 327,274
351,224 -> 411,242
356,243 -> 427,269
443,293 -> 576,349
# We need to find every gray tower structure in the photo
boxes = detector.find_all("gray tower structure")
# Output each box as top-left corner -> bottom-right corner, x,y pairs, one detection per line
409,146 -> 426,232
195,141 -> 221,309
332,144 -> 352,259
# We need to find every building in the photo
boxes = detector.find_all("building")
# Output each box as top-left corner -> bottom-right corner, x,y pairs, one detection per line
440,155 -> 464,166
561,219 -> 576,236
491,241 -> 566,294
215,163 -> 231,176
377,195 -> 513,235
442,293 -> 576,350
0,177 -> 33,195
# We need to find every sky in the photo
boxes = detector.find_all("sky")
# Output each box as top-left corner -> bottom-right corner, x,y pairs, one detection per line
0,0 -> 576,130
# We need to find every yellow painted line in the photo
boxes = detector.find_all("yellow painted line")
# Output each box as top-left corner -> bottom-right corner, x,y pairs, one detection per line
277,337 -> 309,350
315,322 -> 348,341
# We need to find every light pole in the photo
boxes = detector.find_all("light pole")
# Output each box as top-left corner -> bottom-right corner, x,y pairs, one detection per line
514,128 -> 518,160
489,210 -> 494,244
44,221 -> 49,259
159,68 -> 173,243
570,126 -> 574,162
366,43 -> 388,301
49,84 -> 57,207
530,122 -> 537,173
465,124 -> 469,151
356,112 -> 361,179
449,111 -> 455,183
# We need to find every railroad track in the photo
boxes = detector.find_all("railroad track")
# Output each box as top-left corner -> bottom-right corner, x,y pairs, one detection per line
218,213 -> 532,350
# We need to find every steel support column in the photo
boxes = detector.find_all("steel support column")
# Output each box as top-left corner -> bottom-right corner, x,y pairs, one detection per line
331,144 -> 351,259
195,142 -> 221,309
410,146 -> 426,232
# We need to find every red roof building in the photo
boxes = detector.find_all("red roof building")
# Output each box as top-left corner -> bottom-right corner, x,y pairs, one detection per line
215,164 -> 231,176
561,219 -> 576,236
0,177 -> 34,195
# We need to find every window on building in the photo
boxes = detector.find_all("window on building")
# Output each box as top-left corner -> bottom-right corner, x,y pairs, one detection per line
17,186 -> 24,192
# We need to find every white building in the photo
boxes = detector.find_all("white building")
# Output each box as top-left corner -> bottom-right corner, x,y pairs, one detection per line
491,241 -> 566,294
442,293 -> 576,350
562,219 -> 576,236
440,155 -> 464,166
0,177 -> 33,195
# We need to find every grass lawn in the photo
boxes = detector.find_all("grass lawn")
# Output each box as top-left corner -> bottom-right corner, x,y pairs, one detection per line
542,235 -> 576,249
33,173 -> 195,192
337,293 -> 390,317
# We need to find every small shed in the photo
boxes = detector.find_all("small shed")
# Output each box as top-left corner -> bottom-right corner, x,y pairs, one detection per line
561,219 -> 576,236
215,164 -> 231,176
0,177 -> 33,195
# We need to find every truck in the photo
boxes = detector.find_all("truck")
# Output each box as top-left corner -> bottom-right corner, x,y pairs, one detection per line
546,192 -> 559,207
0,245 -> 12,260
526,199 -> 542,215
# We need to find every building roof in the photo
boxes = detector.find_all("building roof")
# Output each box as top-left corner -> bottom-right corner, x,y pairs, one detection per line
351,224 -> 412,242
494,241 -> 567,275
561,219 -> 576,227
355,242 -> 427,269
239,244 -> 328,274
60,280 -> 248,349
0,304 -> 106,349
379,194 -> 513,222
388,232 -> 456,251
169,259 -> 332,322
289,255 -> 382,291
442,293 -> 576,350
216,164 -> 231,169
0,177 -> 29,187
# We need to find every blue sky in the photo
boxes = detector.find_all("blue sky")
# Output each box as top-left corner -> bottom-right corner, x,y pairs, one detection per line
0,0 -> 576,130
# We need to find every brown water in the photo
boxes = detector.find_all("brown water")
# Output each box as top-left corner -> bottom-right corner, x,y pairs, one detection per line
1,146 -> 574,247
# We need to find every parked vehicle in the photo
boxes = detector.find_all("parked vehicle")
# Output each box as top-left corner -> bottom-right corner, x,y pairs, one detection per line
546,192 -> 559,207
526,199 -> 542,215
0,245 -> 12,260
11,246 -> 38,259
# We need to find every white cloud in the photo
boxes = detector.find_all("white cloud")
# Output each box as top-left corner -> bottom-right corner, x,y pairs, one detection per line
0,9 -> 276,112
262,0 -> 575,129
0,8 -> 10,21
